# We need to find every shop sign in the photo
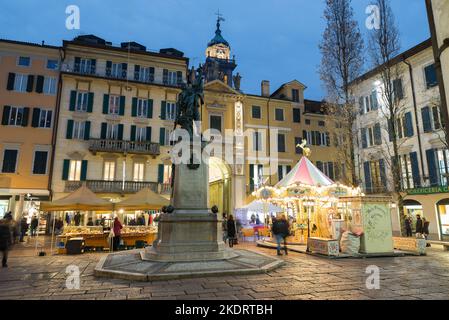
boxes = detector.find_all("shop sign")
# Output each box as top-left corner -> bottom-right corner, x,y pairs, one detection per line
406,185 -> 449,195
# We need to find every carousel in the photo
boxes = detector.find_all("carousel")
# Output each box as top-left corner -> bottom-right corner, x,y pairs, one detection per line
253,143 -> 396,257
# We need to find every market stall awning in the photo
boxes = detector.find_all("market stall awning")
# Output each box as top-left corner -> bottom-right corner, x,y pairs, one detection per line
116,187 -> 169,211
243,200 -> 283,213
40,185 -> 114,211
275,156 -> 334,188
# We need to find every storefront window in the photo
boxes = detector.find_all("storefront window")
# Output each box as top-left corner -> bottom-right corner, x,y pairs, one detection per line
436,149 -> 449,186
0,200 -> 9,219
437,200 -> 449,240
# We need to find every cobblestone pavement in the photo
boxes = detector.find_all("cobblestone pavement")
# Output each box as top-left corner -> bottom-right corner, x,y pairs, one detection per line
1,241 -> 449,300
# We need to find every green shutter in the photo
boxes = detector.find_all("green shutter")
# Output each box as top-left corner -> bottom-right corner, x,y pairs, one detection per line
101,123 -> 107,139
160,101 -> 166,120
132,97 -> 137,117
80,160 -> 88,181
249,164 -> 254,191
21,107 -> 29,127
87,92 -> 94,112
130,125 -> 136,141
32,108 -> 40,127
103,94 -> 109,114
84,121 -> 91,140
62,159 -> 70,180
146,126 -> 152,142
69,91 -> 77,111
158,164 -> 164,183
2,106 -> 10,125
66,120 -> 74,139
119,96 -> 125,116
147,99 -> 153,118
118,124 -> 124,140
159,127 -> 166,145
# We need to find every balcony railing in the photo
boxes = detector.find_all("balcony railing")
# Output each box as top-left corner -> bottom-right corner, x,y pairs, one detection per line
64,180 -> 172,194
89,139 -> 160,156
62,64 -> 185,88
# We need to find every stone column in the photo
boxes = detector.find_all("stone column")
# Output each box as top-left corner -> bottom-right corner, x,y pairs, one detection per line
14,194 -> 25,220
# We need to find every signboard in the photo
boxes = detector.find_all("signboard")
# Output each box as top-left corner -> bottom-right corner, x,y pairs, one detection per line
406,185 -> 449,195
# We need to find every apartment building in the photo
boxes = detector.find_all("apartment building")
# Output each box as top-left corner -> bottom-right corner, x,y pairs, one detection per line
0,39 -> 60,220
350,39 -> 449,240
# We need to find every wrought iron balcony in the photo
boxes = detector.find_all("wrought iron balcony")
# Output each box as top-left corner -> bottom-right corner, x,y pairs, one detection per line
88,139 -> 160,156
64,180 -> 171,194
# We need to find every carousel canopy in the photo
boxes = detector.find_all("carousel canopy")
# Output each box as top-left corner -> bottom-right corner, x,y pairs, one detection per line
40,185 -> 114,211
243,200 -> 283,213
275,156 -> 334,188
117,187 -> 169,211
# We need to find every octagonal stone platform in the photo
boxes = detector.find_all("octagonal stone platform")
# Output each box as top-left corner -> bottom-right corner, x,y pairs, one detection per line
94,249 -> 284,281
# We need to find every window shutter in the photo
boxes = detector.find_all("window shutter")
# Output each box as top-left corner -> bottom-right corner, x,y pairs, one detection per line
26,75 -> 34,92
387,120 -> 394,142
363,162 -> 372,192
66,120 -> 74,139
87,92 -> 94,112
359,97 -> 364,115
163,69 -> 168,84
278,166 -> 283,181
80,160 -> 88,181
374,123 -> 382,145
426,149 -> 438,186
371,91 -> 378,110
2,106 -> 10,125
74,57 -> 81,72
103,94 -> 109,114
119,96 -> 125,116
132,97 -> 137,117
421,106 -> 432,133
149,67 -> 155,82
117,124 -> 124,140
316,131 -> 322,146
404,112 -> 414,137
69,91 -> 77,111
432,106 -> 441,130
316,161 -> 323,171
379,159 -> 386,188
160,101 -> 166,120
157,164 -> 164,184
100,123 -> 107,139
146,126 -> 152,142
32,108 -> 40,127
286,165 -> 292,173
159,127 -> 166,145
147,99 -> 153,118
62,159 -> 70,180
22,107 -> 29,127
249,164 -> 254,191
361,128 -> 367,148
293,108 -> 301,123
177,71 -> 183,85
84,121 -> 91,140
302,130 -> 307,141
326,132 -> 330,146
394,79 -> 404,100
328,162 -> 334,180
134,65 -> 140,81
7,73 -> 15,90
36,75 -> 44,93
409,152 -> 420,188
130,125 -> 136,141
106,61 -> 112,77
90,59 -> 96,74
121,63 -> 128,78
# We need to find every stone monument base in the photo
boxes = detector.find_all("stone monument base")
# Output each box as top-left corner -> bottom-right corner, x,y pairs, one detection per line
94,249 -> 284,281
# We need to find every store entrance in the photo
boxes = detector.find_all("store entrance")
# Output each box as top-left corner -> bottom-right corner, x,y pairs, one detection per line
403,199 -> 423,233
209,157 -> 232,217
436,199 -> 449,241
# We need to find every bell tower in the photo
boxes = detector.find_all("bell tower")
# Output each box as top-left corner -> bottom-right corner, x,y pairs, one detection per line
203,11 -> 237,87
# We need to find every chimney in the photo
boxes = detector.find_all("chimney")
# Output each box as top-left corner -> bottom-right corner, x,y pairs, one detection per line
261,80 -> 270,97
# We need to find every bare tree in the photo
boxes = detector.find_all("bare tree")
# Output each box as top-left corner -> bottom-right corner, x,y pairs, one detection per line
368,0 -> 406,233
319,0 -> 364,186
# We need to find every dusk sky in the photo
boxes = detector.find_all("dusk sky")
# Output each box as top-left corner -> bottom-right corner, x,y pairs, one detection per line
0,0 -> 430,100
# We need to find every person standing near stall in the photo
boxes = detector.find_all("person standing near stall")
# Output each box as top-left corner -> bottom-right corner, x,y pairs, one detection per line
30,216 -> 39,237
112,217 -> 123,251
0,214 -> 13,267
19,216 -> 28,242
272,215 -> 290,256
226,215 -> 237,248
415,215 -> 423,237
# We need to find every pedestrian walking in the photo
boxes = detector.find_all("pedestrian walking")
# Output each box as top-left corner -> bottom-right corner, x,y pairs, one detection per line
415,214 -> 423,236
405,216 -> 412,237
0,216 -> 13,267
19,216 -> 29,242
226,215 -> 237,248
222,213 -> 228,244
422,218 -> 431,246
112,217 -> 123,251
272,214 -> 290,256
30,216 -> 39,237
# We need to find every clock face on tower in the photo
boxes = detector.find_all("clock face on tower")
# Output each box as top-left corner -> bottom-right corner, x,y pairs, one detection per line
206,44 -> 230,60
216,48 -> 226,59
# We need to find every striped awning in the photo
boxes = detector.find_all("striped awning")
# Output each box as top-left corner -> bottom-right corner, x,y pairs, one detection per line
275,156 -> 334,188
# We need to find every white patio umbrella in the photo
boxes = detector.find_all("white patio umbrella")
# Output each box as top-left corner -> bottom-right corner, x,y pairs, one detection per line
243,200 -> 283,213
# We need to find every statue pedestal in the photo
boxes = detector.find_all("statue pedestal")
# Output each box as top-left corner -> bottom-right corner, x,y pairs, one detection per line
143,160 -> 237,262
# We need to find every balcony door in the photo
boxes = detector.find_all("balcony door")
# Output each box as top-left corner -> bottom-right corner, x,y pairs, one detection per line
103,161 -> 115,181
133,162 -> 145,182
